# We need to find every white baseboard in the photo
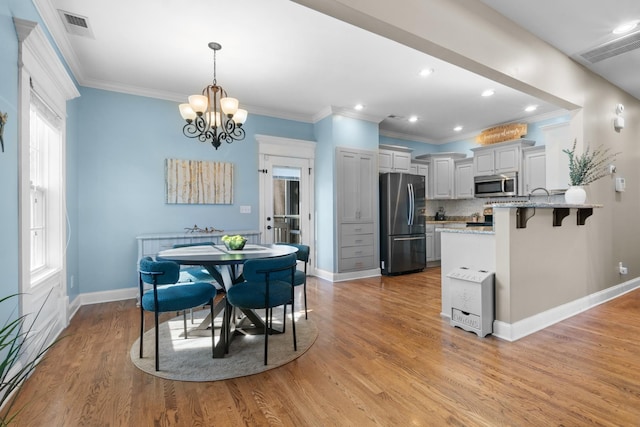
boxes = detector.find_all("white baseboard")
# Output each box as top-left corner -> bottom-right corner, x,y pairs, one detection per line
77,287 -> 138,307
492,276 -> 640,341
314,267 -> 380,283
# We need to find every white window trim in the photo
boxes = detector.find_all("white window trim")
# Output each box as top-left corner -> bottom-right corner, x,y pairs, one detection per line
15,18 -> 79,331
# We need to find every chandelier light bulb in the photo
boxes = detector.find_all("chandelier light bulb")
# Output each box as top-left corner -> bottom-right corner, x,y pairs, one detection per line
179,104 -> 196,122
220,97 -> 239,116
188,95 -> 208,115
233,109 -> 248,125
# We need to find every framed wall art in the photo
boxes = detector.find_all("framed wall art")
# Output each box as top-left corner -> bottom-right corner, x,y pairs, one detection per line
165,159 -> 234,204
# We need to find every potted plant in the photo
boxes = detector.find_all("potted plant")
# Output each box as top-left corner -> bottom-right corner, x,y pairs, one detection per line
562,139 -> 618,204
1,294 -> 59,426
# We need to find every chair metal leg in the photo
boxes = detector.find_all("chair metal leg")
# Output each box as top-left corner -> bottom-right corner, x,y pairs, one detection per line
210,299 -> 215,358
183,311 -> 188,339
291,290 -> 297,351
154,310 -> 160,371
264,307 -> 269,365
139,306 -> 145,358
303,282 -> 308,319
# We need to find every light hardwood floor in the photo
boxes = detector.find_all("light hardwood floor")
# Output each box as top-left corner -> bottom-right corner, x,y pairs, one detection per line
5,267 -> 640,426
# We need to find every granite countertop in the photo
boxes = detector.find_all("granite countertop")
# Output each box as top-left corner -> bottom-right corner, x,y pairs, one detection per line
438,226 -> 495,235
490,202 -> 603,208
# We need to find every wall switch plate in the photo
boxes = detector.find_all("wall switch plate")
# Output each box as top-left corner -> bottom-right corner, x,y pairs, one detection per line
240,205 -> 251,214
615,177 -> 626,192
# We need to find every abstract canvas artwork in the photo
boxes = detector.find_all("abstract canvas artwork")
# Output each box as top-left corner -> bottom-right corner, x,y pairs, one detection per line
165,159 -> 234,204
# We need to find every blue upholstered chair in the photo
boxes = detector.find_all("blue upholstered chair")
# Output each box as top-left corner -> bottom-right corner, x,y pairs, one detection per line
276,243 -> 310,319
226,253 -> 298,365
172,242 -> 218,286
138,256 -> 217,371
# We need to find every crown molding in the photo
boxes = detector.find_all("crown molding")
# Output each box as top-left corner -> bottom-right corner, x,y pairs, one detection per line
379,129 -> 437,145
312,106 -> 384,124
32,0 -> 85,84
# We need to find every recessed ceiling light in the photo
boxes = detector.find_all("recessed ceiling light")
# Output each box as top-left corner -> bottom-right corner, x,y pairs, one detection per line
354,104 -> 365,111
408,115 -> 418,123
453,126 -> 463,132
481,89 -> 495,97
613,20 -> 639,35
419,68 -> 434,77
525,105 -> 538,112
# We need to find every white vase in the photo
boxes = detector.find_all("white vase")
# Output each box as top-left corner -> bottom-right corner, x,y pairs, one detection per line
564,185 -> 587,204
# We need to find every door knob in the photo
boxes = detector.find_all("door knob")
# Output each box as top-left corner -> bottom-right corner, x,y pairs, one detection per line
267,225 -> 272,230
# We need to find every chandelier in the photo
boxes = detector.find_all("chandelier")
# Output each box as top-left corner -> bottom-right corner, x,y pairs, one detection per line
178,42 -> 248,150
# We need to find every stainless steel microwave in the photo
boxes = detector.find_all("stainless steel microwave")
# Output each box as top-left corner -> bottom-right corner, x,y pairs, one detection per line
474,172 -> 518,197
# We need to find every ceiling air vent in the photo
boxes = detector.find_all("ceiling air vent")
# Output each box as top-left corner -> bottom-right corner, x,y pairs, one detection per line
579,30 -> 640,64
57,10 -> 94,38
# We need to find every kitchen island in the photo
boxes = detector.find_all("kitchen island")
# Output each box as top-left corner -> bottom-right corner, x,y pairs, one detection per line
438,202 -> 628,341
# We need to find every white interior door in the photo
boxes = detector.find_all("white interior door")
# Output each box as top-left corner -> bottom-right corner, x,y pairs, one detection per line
261,156 -> 311,245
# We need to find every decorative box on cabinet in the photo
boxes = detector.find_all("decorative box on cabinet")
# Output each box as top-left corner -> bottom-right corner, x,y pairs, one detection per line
447,267 -> 494,337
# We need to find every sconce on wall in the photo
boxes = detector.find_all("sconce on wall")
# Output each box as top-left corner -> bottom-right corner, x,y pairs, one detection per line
614,103 -> 625,131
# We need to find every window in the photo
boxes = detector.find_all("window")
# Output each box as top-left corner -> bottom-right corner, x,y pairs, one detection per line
28,93 -> 62,278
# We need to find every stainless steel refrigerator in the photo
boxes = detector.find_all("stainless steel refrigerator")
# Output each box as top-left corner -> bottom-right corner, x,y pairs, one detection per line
379,172 -> 426,275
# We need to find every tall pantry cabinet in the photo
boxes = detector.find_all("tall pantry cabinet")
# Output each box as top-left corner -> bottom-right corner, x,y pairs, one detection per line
336,147 -> 378,273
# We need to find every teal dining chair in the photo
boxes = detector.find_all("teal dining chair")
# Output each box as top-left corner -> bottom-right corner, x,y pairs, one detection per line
276,243 -> 310,319
225,253 -> 298,365
172,242 -> 218,286
138,256 -> 217,371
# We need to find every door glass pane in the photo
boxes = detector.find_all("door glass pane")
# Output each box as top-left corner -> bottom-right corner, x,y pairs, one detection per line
272,166 -> 301,243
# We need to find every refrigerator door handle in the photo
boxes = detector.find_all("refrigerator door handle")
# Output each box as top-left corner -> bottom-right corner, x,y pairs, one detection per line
408,183 -> 414,225
393,236 -> 426,241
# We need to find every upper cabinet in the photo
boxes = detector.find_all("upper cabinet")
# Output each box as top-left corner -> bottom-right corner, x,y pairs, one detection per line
379,145 -> 412,173
471,139 -> 535,176
415,152 -> 466,200
540,122 -> 571,192
337,148 -> 377,223
522,146 -> 546,195
454,158 -> 474,199
410,161 -> 430,199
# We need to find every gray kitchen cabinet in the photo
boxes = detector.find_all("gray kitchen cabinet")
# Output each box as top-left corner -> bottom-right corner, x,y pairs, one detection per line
336,147 -> 378,272
378,145 -> 412,173
454,158 -> 474,199
540,121 -> 571,192
415,153 -> 467,200
410,161 -> 430,199
522,145 -> 546,195
471,139 -> 535,177
425,224 -> 437,262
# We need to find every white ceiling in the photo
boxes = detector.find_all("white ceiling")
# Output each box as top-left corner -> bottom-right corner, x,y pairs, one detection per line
35,0 -> 639,144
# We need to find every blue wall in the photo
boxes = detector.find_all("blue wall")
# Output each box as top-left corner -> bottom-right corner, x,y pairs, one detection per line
73,87 -> 314,293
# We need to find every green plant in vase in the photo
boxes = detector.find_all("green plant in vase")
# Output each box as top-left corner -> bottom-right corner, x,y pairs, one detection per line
562,139 -> 618,204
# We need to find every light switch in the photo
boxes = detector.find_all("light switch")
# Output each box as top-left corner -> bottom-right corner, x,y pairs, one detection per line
240,205 -> 251,214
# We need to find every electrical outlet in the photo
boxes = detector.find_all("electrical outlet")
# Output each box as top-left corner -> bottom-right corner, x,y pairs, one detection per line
619,262 -> 628,275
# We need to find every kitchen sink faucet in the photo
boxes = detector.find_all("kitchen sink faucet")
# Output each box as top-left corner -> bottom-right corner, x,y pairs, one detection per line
528,187 -> 550,202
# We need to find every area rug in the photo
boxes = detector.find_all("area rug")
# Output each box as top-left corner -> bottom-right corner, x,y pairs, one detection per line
130,309 -> 318,381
